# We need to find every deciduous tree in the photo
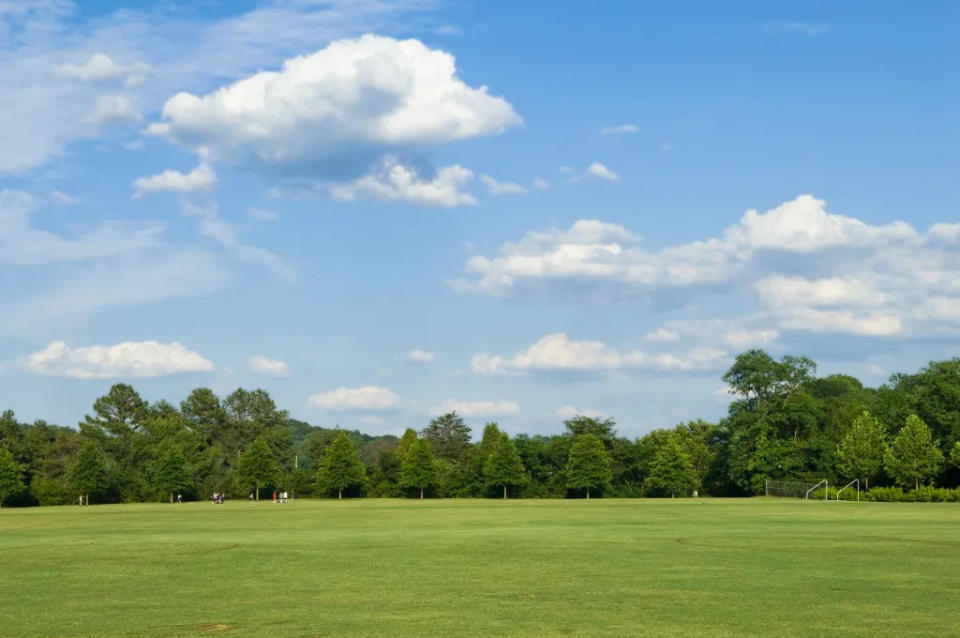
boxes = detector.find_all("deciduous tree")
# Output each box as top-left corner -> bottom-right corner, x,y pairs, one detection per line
483,433 -> 525,498
885,415 -> 943,490
400,438 -> 439,499
647,435 -> 697,497
566,434 -> 612,499
0,448 -> 24,508
236,437 -> 280,500
318,431 -> 367,499
836,411 -> 887,490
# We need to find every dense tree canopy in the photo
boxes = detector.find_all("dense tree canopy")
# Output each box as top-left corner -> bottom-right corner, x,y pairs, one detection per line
2,352 -> 960,506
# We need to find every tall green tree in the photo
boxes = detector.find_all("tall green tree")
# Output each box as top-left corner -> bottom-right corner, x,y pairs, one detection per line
836,411 -> 888,490
483,433 -> 526,498
155,446 -> 191,503
422,412 -> 471,461
885,415 -> 943,490
236,437 -> 280,500
318,431 -> 367,499
400,438 -> 439,499
395,428 -> 419,462
566,434 -> 612,499
950,441 -> 960,469
647,435 -> 697,497
67,441 -> 109,504
0,448 -> 25,508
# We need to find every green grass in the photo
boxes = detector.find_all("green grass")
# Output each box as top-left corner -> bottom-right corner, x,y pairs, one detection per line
1,498 -> 959,637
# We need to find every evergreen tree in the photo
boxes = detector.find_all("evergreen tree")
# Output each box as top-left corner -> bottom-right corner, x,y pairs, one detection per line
236,437 -> 280,500
836,411 -> 888,490
400,438 -> 439,499
155,446 -> 191,502
0,448 -> 25,508
421,412 -> 471,461
395,428 -> 418,461
566,434 -> 612,499
68,441 -> 109,504
951,441 -> 960,468
646,436 -> 696,497
885,415 -> 943,490
318,431 -> 367,499
483,432 -> 526,498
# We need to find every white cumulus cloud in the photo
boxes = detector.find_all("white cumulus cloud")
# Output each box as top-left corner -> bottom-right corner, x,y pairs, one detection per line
330,157 -> 476,207
147,35 -> 521,173
586,162 -> 620,181
59,53 -> 149,84
471,333 -> 728,375
458,194 -> 960,340
246,355 -> 290,377
25,340 -> 214,379
430,399 -> 520,417
132,163 -> 216,198
308,386 -> 399,411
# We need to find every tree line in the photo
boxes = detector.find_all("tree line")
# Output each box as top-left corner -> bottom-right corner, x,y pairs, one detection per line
1,350 -> 959,506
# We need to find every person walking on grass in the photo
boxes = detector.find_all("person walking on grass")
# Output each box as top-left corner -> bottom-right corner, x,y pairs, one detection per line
176,493 -> 182,504
273,490 -> 277,503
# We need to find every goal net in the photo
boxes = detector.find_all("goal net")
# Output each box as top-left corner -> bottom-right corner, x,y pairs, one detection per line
764,479 -> 823,499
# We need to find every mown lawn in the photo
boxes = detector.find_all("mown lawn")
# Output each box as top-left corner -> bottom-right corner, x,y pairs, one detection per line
1,498 -> 958,637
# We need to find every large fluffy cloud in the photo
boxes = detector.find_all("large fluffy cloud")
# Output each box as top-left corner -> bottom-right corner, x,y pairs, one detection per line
459,195 -> 960,338
308,386 -> 399,411
147,35 -> 521,174
0,1 -> 442,173
471,333 -> 728,376
25,340 -> 214,379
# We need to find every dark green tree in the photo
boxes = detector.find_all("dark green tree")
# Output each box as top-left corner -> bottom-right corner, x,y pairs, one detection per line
318,431 -> 367,499
483,432 -> 526,498
400,438 -> 439,499
566,434 -> 612,499
647,435 -> 697,497
836,411 -> 887,490
236,437 -> 280,500
885,415 -> 943,490
155,446 -> 191,503
564,415 -> 617,446
422,412 -> 471,461
67,441 -> 109,504
0,448 -> 25,508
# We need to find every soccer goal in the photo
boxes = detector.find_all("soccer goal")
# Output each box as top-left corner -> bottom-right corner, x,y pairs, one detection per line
764,479 -> 828,500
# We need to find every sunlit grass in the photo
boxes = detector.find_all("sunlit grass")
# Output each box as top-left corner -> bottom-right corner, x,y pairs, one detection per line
1,498 -> 958,637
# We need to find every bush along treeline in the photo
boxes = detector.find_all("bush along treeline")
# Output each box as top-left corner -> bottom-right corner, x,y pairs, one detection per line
1,349 -> 959,507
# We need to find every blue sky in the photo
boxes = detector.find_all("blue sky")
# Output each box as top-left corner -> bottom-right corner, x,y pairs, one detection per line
1,1 -> 958,437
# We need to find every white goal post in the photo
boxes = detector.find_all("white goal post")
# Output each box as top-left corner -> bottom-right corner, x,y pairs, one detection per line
764,479 -> 829,500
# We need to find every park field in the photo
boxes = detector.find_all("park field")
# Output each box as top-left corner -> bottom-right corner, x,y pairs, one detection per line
1,499 -> 958,637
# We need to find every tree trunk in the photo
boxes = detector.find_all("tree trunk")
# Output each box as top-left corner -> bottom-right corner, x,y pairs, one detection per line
256,484 -> 260,501
419,487 -> 424,500
916,477 -> 919,491
865,477 -> 869,491
85,494 -> 89,506
586,487 -> 590,500
338,488 -> 342,500
503,485 -> 507,499
170,493 -> 174,504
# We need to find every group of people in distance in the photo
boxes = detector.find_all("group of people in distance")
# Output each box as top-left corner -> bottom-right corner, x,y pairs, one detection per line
211,492 -> 225,504
272,491 -> 291,503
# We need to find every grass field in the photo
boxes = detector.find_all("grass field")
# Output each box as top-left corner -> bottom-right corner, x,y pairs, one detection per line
1,498 -> 958,637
